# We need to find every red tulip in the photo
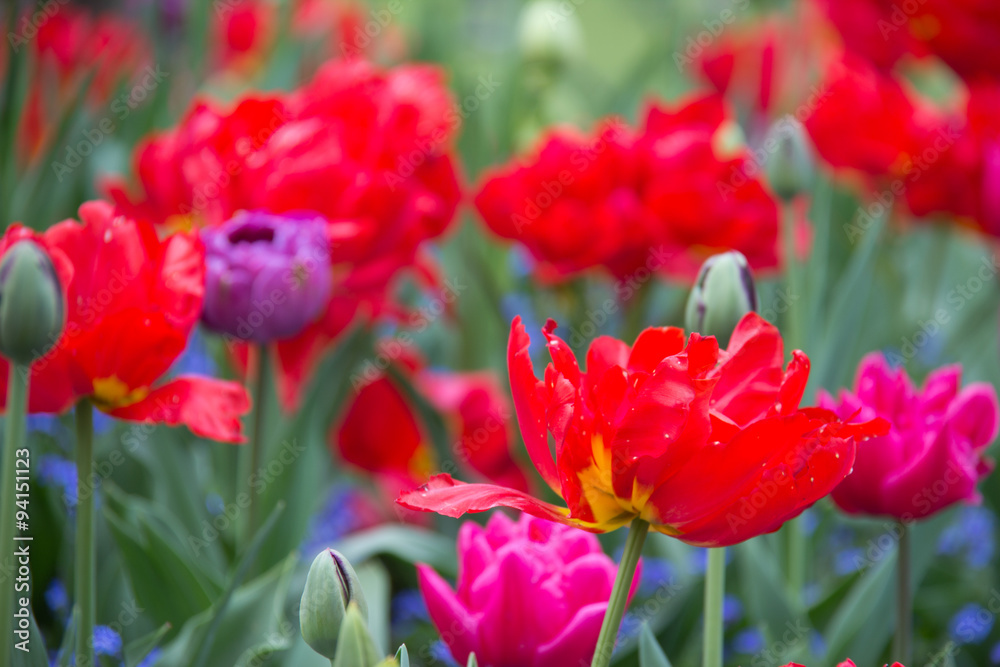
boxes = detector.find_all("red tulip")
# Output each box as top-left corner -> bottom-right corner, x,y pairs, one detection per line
0,202 -> 249,442
475,94 -> 783,282
804,55 -> 923,179
333,345 -> 530,496
399,314 -> 887,547
815,0 -> 1000,83
3,6 -> 149,163
106,59 -> 461,408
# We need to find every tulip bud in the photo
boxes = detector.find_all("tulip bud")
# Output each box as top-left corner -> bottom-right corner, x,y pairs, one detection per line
766,116 -> 815,201
300,549 -> 369,660
0,240 -> 65,365
331,602 -> 381,667
517,0 -> 583,70
685,251 -> 757,348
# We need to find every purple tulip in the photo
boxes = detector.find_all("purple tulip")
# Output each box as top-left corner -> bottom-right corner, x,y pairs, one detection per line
418,513 -> 640,667
201,211 -> 332,343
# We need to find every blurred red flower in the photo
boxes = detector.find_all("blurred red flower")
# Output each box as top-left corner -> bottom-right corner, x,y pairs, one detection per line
0,201 -> 249,442
399,314 -> 887,547
474,94 -> 782,282
106,59 -> 461,408
3,5 -> 149,162
333,343 -> 531,500
815,0 -> 1000,83
804,55 -> 924,179
211,0 -> 276,73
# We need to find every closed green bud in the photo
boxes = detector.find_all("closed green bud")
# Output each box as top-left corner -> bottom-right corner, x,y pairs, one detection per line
766,117 -> 815,201
467,655 -> 479,667
517,0 -> 583,69
300,549 -> 369,660
685,251 -> 757,348
331,602 -> 382,667
0,240 -> 65,365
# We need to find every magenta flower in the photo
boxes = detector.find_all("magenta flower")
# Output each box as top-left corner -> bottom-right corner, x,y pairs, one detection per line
417,513 -> 640,667
820,353 -> 998,521
201,211 -> 331,343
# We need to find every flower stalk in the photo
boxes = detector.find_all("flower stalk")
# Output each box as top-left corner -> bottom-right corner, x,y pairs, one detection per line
591,517 -> 649,667
0,363 -> 28,662
702,547 -> 726,667
895,521 -> 912,664
237,344 -> 269,552
75,398 -> 95,666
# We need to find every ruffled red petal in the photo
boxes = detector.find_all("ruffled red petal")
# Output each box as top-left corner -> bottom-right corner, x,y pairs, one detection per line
397,474 -> 590,529
106,376 -> 250,443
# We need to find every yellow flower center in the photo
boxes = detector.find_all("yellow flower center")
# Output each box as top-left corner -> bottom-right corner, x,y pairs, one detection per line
92,376 -> 149,410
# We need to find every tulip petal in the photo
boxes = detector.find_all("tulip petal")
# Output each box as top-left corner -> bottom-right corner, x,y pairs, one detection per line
397,474 -> 599,529
534,601 -> 607,667
106,376 -> 250,443
647,411 -> 879,546
710,313 -> 785,425
508,317 -> 562,493
416,564 -> 479,664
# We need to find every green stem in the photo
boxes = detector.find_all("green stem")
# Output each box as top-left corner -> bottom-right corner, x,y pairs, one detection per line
781,201 -> 804,351
788,520 -> 806,597
591,517 -> 649,667
75,399 -> 95,666
702,547 -> 726,667
895,522 -> 912,664
0,364 -> 28,663
237,345 -> 269,553
781,200 -> 809,594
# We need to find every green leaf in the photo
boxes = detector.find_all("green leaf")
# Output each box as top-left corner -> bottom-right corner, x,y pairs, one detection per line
334,525 -> 458,575
103,485 -> 221,629
356,560 -> 392,655
153,554 -> 299,667
638,623 -> 672,667
191,502 -> 287,667
255,325 -> 373,575
822,513 -> 950,665
467,654 -> 479,667
395,645 -> 410,667
735,538 -> 808,662
124,623 -> 172,667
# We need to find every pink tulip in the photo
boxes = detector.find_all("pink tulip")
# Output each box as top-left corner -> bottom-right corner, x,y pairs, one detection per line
417,513 -> 640,667
820,353 -> 998,521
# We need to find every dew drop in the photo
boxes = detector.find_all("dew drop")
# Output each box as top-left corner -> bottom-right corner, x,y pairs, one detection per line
103,229 -> 113,243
